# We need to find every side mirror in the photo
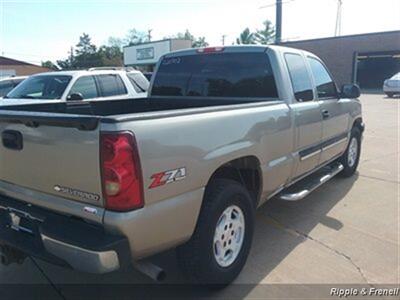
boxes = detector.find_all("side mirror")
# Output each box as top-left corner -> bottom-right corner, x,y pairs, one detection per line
340,84 -> 360,99
67,93 -> 84,101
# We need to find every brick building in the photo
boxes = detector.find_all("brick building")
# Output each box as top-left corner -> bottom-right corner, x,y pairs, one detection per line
0,56 -> 52,78
281,30 -> 400,89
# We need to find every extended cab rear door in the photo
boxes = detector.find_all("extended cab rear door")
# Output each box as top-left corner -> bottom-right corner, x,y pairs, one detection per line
284,52 -> 323,179
306,56 -> 349,163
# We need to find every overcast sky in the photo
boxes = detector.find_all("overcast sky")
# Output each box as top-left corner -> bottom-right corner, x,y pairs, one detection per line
1,0 -> 399,64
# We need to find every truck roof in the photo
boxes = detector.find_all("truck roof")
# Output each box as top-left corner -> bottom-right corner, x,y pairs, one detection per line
164,44 -> 317,58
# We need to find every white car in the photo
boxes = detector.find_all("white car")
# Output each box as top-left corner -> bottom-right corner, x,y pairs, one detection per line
0,76 -> 28,98
1,69 -> 148,106
383,72 -> 400,98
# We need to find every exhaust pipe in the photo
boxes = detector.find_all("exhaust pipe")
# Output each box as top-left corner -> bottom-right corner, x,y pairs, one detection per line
133,261 -> 166,282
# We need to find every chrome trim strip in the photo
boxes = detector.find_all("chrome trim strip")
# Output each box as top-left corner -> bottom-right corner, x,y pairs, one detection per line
322,138 -> 347,151
300,149 -> 322,161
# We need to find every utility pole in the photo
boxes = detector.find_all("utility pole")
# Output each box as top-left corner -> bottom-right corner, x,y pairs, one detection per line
275,0 -> 282,44
221,34 -> 227,45
335,0 -> 343,36
69,46 -> 74,68
148,29 -> 153,41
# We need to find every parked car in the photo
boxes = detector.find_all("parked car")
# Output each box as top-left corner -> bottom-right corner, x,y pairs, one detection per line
0,76 -> 27,98
1,69 -> 149,105
0,46 -> 363,285
383,72 -> 400,97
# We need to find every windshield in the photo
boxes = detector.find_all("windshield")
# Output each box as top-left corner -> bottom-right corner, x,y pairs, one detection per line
152,52 -> 278,99
127,72 -> 149,92
6,75 -> 72,99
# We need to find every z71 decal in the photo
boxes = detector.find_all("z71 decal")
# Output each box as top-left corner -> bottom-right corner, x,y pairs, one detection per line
149,167 -> 186,189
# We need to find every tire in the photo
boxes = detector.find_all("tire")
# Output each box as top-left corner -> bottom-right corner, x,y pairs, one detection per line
386,93 -> 394,98
177,179 -> 255,285
338,127 -> 361,177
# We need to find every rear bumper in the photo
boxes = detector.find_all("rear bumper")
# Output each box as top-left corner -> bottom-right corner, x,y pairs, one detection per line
0,195 -> 131,274
383,86 -> 400,93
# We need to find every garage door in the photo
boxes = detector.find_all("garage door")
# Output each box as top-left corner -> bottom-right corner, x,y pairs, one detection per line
356,51 -> 400,89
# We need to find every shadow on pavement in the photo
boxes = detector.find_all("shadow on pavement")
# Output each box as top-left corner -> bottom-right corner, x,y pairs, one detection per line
28,173 -> 359,299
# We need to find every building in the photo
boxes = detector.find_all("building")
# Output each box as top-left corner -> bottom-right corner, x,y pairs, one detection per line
123,39 -> 192,71
0,56 -> 52,78
281,30 -> 400,89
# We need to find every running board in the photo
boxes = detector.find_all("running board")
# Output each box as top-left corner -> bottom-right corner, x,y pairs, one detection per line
279,163 -> 344,201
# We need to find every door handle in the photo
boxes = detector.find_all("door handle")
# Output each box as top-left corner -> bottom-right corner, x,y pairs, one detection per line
2,130 -> 23,150
322,110 -> 330,119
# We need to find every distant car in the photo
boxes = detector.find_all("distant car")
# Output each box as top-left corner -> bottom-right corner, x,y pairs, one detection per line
1,69 -> 149,106
383,72 -> 400,97
0,76 -> 28,98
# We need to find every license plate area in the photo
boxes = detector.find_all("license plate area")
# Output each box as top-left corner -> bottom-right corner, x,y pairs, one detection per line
0,207 -> 43,236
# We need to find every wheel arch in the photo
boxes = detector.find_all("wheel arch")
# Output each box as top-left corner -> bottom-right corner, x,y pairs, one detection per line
205,155 -> 263,208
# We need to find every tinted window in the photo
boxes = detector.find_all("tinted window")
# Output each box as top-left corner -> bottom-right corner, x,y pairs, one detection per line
308,57 -> 337,99
6,75 -> 71,100
96,74 -> 127,97
0,80 -> 14,97
127,73 -> 149,92
284,53 -> 313,101
152,52 -> 278,99
69,76 -> 98,99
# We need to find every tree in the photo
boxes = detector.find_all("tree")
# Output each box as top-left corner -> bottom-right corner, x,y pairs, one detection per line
73,33 -> 102,68
41,60 -> 59,70
75,33 -> 97,56
236,28 -> 256,45
125,29 -> 149,46
168,30 -> 209,48
254,20 -> 275,45
98,45 -> 123,66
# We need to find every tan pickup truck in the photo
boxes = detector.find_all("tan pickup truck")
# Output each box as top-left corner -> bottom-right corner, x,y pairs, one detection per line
0,45 -> 363,285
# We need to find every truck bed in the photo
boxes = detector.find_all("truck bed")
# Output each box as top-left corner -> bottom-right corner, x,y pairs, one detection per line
0,97 -> 266,130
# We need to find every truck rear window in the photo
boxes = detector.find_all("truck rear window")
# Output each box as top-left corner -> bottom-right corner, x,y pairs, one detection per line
152,52 -> 278,99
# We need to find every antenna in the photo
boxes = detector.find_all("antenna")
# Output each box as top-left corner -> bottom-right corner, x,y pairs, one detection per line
335,0 -> 343,36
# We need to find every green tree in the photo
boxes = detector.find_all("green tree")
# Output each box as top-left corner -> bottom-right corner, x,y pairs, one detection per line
254,20 -> 275,45
168,30 -> 209,48
125,29 -> 149,46
236,28 -> 256,45
98,45 -> 123,66
73,33 -> 102,68
41,60 -> 59,70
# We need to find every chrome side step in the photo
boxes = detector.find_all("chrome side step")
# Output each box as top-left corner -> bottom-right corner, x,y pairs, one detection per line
279,163 -> 344,201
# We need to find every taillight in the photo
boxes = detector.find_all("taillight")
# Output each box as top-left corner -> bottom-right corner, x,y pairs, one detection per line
100,132 -> 144,211
197,47 -> 224,54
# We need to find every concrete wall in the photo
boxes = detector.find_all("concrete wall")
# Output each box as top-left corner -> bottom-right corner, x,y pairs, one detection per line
281,31 -> 400,87
0,64 -> 51,77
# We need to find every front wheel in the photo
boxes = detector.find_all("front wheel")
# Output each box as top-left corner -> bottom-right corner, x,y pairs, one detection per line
338,127 -> 361,177
177,179 -> 255,285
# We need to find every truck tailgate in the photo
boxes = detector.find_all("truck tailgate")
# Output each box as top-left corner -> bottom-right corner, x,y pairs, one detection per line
0,112 -> 104,207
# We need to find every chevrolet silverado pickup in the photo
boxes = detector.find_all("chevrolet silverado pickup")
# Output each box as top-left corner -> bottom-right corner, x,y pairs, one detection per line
0,45 -> 363,285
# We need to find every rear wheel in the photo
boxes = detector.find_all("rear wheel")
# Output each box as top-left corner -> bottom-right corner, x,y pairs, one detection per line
339,127 -> 361,177
177,179 -> 255,285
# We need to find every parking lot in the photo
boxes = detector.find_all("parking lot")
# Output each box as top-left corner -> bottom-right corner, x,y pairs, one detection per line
0,93 -> 398,299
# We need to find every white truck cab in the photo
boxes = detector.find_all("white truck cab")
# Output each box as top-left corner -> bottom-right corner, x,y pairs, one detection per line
0,68 -> 148,106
